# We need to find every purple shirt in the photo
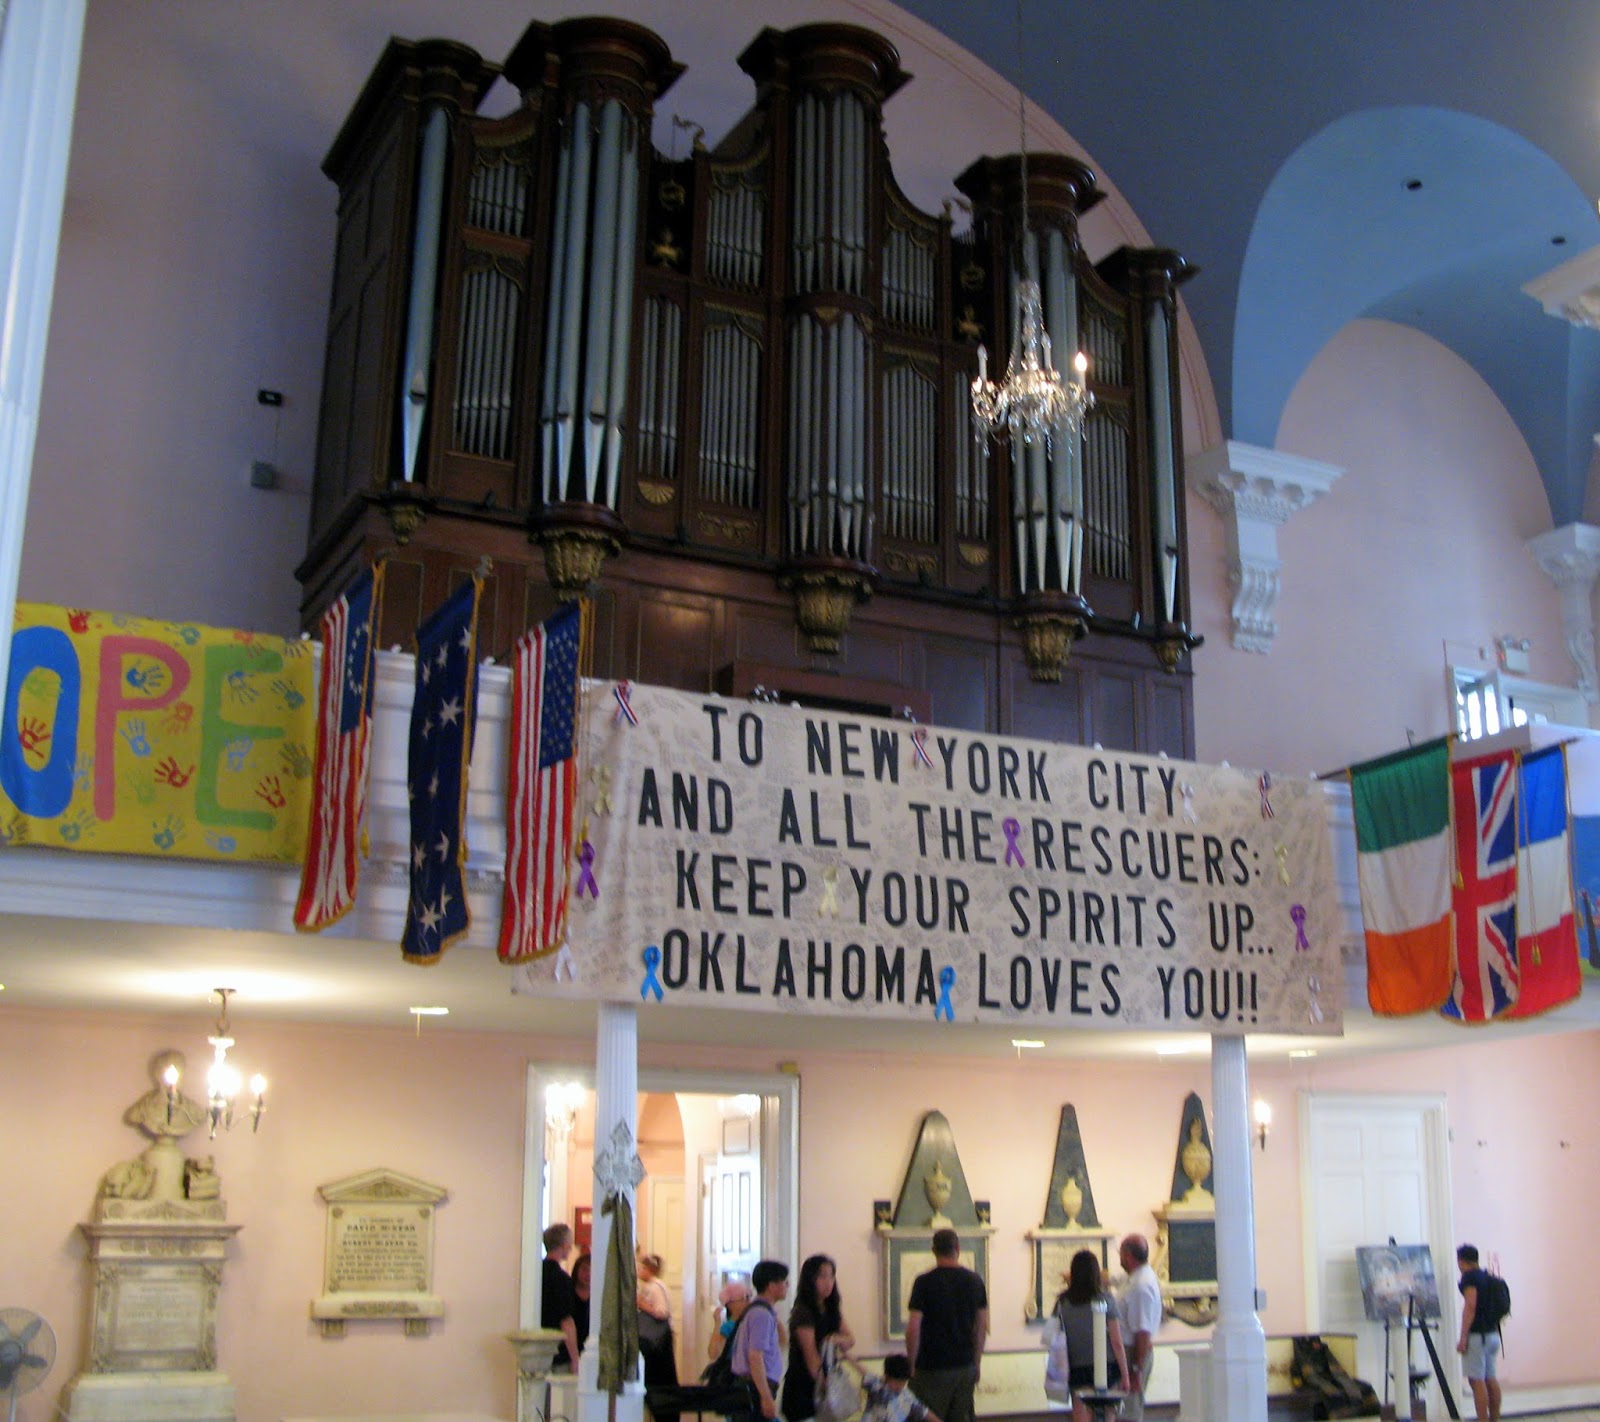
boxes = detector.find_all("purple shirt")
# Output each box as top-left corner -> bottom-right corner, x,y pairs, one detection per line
731,1301 -> 783,1385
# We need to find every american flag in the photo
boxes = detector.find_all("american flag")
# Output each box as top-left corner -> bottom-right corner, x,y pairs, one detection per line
499,602 -> 583,963
294,565 -> 381,931
1443,749 -> 1519,1022
401,579 -> 481,963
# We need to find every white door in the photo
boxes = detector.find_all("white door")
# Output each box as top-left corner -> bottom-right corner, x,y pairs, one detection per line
1301,1093 -> 1459,1413
650,1176 -> 687,1372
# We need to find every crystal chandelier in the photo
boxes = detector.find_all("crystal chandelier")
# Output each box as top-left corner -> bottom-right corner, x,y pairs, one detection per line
970,0 -> 1093,448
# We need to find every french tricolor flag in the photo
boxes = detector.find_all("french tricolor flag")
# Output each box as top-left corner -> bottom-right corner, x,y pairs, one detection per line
1507,744 -> 1581,1017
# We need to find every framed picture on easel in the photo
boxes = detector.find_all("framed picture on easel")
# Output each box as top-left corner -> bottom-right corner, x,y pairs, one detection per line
1356,1243 -> 1441,1322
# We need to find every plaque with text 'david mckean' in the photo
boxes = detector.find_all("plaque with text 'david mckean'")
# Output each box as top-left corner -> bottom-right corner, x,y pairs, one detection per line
313,1167 -> 447,1337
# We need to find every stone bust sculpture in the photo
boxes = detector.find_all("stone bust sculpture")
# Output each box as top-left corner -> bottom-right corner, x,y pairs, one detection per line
124,1049 -> 207,1144
100,1050 -> 218,1205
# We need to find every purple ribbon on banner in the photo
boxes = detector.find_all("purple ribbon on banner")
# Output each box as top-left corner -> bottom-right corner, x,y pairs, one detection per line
613,680 -> 639,726
1002,817 -> 1025,867
575,840 -> 599,899
1290,904 -> 1309,951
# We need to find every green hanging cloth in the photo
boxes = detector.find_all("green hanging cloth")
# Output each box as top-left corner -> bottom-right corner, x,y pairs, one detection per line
595,1191 -> 640,1394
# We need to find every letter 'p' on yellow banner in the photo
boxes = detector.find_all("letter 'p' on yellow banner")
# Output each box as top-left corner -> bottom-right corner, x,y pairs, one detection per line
1,604 -> 315,863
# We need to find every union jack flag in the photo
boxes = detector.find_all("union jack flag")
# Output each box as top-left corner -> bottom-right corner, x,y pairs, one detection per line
1443,749 -> 1519,1021
294,565 -> 382,931
499,602 -> 583,963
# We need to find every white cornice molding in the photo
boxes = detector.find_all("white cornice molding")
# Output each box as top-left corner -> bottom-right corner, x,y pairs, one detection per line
1191,440 -> 1343,654
1527,522 -> 1600,702
1523,244 -> 1600,330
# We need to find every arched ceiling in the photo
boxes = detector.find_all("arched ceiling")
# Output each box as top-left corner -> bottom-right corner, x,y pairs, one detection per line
894,0 -> 1600,521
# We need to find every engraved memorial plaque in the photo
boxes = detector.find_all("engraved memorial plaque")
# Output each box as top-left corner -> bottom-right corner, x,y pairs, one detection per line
313,1168 -> 447,1337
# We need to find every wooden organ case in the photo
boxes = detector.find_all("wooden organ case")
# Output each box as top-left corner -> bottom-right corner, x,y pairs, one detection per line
298,17 -> 1199,755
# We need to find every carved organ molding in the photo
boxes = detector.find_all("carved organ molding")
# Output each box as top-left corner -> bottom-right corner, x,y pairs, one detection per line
1527,522 -> 1600,703
1193,440 -> 1342,655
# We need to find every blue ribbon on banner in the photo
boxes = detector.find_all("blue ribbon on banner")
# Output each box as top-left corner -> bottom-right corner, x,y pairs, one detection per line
935,965 -> 955,1021
641,944 -> 665,1001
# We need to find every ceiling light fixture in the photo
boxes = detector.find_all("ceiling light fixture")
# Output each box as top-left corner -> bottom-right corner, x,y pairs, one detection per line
409,1005 -> 449,1035
1011,1038 -> 1044,1058
544,1080 -> 585,1153
188,988 -> 267,1139
969,0 -> 1092,450
1252,1097 -> 1273,1151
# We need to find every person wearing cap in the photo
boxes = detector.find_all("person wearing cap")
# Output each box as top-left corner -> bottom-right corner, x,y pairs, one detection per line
710,1278 -> 755,1363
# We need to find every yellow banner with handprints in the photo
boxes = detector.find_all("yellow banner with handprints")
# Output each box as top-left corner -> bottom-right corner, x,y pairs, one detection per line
1,604 -> 315,862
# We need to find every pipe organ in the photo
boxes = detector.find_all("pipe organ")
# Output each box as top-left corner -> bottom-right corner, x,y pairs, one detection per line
299,16 -> 1199,755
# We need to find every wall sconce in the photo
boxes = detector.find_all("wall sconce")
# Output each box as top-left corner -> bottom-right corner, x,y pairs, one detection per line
1252,1097 -> 1273,1151
544,1081 -> 585,1153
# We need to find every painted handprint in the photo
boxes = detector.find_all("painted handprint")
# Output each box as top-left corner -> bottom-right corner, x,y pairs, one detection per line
67,609 -> 92,634
125,662 -> 168,693
176,625 -> 201,646
125,771 -> 157,806
271,678 -> 305,710
225,669 -> 260,703
151,814 -> 185,851
73,756 -> 95,797
255,775 -> 287,809
119,718 -> 153,757
154,757 -> 195,789
203,830 -> 238,854
279,742 -> 313,779
57,809 -> 95,844
162,702 -> 195,735
17,716 -> 50,760
223,736 -> 254,772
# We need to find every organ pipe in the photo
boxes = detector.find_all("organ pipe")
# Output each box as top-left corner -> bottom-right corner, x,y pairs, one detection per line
399,104 -> 451,483
1148,300 -> 1179,621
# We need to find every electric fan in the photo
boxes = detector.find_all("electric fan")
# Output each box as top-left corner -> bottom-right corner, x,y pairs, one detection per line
0,1309 -> 55,1422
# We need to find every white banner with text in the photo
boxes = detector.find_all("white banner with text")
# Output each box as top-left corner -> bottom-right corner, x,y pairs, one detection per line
514,684 -> 1343,1036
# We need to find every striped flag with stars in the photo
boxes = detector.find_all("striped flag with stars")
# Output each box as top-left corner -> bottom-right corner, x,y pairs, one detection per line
294,564 -> 383,931
499,602 -> 585,963
402,579 -> 482,963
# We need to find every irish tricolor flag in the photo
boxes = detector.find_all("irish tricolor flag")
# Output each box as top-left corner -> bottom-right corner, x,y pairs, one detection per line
1351,739 -> 1454,1015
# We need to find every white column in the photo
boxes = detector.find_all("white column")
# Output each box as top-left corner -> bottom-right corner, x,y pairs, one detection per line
1192,442 -> 1342,654
1208,1035 -> 1266,1422
0,0 -> 87,703
579,1002 -> 645,1422
1526,522 -> 1600,703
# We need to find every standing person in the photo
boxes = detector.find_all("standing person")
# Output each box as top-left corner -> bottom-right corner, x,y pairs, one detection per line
1051,1249 -> 1129,1422
638,1252 -> 680,1422
571,1253 -> 593,1365
542,1223 -> 580,1374
1116,1234 -> 1161,1419
782,1253 -> 857,1422
904,1229 -> 989,1422
732,1259 -> 791,1421
710,1279 -> 754,1364
1456,1245 -> 1503,1422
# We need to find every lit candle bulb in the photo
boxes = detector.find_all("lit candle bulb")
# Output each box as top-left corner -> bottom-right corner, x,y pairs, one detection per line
1074,349 -> 1088,378
162,1062 -> 180,1124
250,1074 -> 268,1133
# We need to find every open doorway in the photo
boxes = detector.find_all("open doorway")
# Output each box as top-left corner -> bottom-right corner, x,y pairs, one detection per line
522,1065 -> 800,1381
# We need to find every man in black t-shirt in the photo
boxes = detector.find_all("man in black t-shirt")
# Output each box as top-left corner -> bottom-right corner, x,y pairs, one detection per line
542,1222 -> 580,1371
904,1229 -> 988,1422
1455,1244 -> 1502,1422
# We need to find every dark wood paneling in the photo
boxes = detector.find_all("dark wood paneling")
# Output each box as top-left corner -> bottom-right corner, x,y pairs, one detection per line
923,638 -> 993,733
1092,670 -> 1140,753
634,592 -> 720,690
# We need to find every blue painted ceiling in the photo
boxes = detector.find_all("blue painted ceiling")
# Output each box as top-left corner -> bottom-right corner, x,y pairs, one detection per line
892,0 -> 1600,523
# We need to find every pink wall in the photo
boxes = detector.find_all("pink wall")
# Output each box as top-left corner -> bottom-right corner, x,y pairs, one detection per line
1190,319 -> 1576,773
6,1004 -> 1594,1421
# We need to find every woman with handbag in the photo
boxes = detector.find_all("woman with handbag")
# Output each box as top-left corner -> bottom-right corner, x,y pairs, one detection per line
781,1254 -> 858,1422
1050,1250 -> 1130,1422
638,1253 -> 680,1422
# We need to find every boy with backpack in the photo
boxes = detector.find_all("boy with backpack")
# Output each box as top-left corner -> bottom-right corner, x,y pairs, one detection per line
1456,1244 -> 1510,1422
